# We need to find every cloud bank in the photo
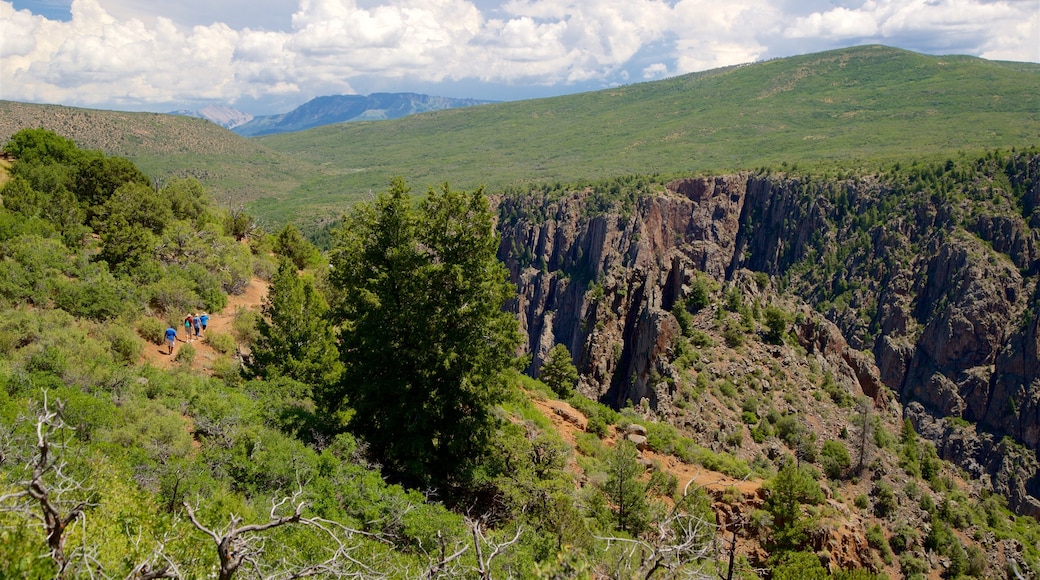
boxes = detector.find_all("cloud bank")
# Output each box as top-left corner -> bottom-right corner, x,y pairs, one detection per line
1,0 -> 1037,112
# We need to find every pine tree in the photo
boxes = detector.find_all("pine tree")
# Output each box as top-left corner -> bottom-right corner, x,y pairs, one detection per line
603,440 -> 650,535
328,179 -> 521,489
539,344 -> 579,397
249,259 -> 341,397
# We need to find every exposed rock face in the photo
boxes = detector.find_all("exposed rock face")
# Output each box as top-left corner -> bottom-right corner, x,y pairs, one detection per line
497,153 -> 1040,513
499,176 -> 748,407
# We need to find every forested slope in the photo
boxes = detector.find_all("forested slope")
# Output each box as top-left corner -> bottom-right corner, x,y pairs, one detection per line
4,127 -> 1040,578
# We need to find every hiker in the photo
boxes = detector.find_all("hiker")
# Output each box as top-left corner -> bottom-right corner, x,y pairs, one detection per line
192,313 -> 201,340
184,315 -> 194,342
200,312 -> 209,334
164,325 -> 177,355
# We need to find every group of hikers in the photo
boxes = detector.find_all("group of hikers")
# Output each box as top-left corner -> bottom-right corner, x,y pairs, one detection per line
164,312 -> 209,355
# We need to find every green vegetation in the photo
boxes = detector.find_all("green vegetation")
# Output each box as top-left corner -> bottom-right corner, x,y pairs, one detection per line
539,343 -> 579,398
5,46 -> 1039,228
0,131 -> 738,578
326,178 -> 523,490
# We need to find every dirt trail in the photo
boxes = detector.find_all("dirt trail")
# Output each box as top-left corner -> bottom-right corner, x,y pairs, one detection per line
140,278 -> 269,373
530,396 -> 762,498
140,279 -> 760,500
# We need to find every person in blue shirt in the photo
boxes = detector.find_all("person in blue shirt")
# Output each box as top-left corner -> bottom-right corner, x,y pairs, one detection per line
200,312 -> 209,335
164,325 -> 178,355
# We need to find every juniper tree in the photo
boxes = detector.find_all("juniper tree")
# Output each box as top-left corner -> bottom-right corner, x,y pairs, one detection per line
249,259 -> 341,398
327,179 -> 521,489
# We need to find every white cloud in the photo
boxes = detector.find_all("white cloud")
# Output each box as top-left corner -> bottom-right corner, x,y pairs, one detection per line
642,62 -> 668,79
783,0 -> 1039,60
0,0 -> 1037,112
783,6 -> 878,39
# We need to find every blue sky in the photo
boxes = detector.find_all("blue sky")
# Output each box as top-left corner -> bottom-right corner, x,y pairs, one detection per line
2,0 -> 1038,115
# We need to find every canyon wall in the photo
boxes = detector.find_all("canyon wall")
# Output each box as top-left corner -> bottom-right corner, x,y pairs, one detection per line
497,155 -> 1040,513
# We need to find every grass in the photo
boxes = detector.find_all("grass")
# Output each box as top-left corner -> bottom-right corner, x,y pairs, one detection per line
253,46 -> 1040,225
3,45 -> 1038,230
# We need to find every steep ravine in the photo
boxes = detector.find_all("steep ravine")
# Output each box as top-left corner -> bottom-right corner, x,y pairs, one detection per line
497,153 -> 1040,515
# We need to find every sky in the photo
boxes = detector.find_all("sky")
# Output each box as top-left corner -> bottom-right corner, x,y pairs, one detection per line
2,0 -> 1038,115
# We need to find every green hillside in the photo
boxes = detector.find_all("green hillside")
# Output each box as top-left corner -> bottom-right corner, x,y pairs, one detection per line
2,45 -> 1038,229
0,100 -> 324,222
256,45 -> 1040,223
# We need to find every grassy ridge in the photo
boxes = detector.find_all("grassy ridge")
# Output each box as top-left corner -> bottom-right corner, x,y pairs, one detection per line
0,100 -> 324,219
3,45 -> 1038,228
255,45 -> 1040,223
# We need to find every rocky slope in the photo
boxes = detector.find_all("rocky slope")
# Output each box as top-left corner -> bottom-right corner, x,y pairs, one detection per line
497,150 -> 1040,517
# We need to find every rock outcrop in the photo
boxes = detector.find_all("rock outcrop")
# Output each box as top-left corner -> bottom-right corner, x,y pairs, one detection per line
497,152 -> 1040,513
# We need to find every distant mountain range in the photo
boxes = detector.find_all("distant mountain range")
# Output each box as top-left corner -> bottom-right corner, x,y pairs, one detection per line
172,93 -> 495,136
169,104 -> 255,130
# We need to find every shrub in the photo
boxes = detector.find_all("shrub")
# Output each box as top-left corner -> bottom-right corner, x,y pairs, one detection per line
899,553 -> 928,576
820,440 -> 851,479
135,317 -> 165,345
204,332 -> 236,355
540,344 -> 579,398
722,321 -> 744,348
873,481 -> 898,518
211,355 -> 241,383
725,429 -> 744,448
822,371 -> 853,407
888,525 -> 917,554
866,524 -> 893,564
686,275 -> 711,312
147,276 -> 200,315
772,551 -> 827,580
174,343 -> 195,365
231,306 -> 259,345
105,324 -> 143,364
585,414 -> 608,438
764,305 -> 788,344
750,423 -> 771,443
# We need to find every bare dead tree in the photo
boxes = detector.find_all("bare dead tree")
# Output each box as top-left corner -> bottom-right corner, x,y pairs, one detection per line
185,485 -> 384,580
468,517 -> 523,580
185,493 -> 305,580
125,531 -> 180,579
418,530 -> 470,579
0,392 -> 181,579
0,392 -> 97,577
414,516 -> 523,579
595,478 -> 720,579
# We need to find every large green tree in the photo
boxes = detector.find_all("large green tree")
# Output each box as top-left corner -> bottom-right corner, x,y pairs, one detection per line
328,178 -> 521,489
249,260 -> 341,394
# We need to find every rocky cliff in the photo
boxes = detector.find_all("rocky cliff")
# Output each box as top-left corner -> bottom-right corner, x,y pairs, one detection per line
497,150 -> 1040,514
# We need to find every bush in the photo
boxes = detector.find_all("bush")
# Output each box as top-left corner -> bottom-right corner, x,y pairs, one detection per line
722,321 -> 744,348
725,429 -> 744,448
888,525 -> 917,554
686,275 -> 711,312
539,344 -> 578,398
764,305 -> 788,344
873,481 -> 898,518
820,440 -> 851,479
899,553 -> 928,576
174,343 -> 195,365
231,306 -> 259,345
204,332 -> 236,355
135,317 -> 165,345
105,324 -> 143,364
866,524 -> 893,564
